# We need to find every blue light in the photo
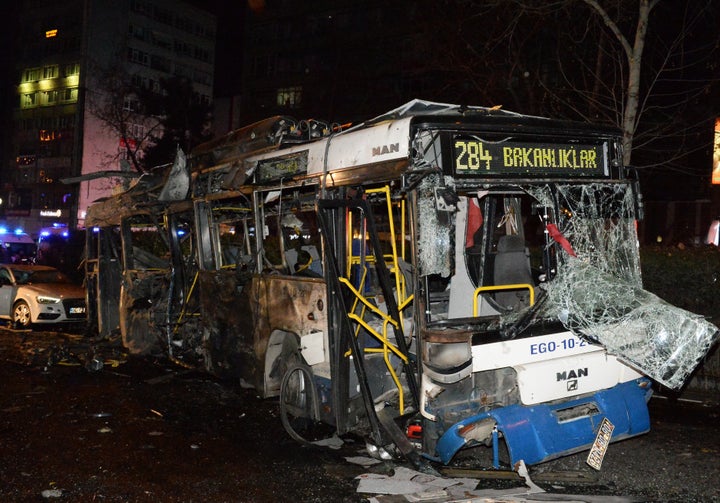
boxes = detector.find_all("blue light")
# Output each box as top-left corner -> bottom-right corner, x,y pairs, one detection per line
14,228 -> 23,235
62,231 -> 69,237
0,227 -> 7,234
92,227 -> 100,233
40,231 -> 51,237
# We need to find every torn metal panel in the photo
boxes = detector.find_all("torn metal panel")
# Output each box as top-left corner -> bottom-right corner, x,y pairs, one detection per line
119,270 -> 170,355
86,156 -> 195,227
191,116 -> 289,170
84,176 -> 164,227
197,269 -> 257,378
158,148 -> 189,201
197,270 -> 328,394
526,183 -> 719,389
190,116 -> 305,196
61,170 -> 141,185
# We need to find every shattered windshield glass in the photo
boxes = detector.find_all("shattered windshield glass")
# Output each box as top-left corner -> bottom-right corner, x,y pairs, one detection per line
527,183 -> 719,389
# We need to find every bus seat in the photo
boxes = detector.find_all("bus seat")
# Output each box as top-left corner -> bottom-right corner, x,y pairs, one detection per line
300,245 -> 323,276
287,246 -> 322,277
493,235 -> 533,311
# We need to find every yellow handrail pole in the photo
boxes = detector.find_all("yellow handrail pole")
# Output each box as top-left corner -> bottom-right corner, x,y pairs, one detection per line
349,267 -> 369,338
346,313 -> 408,363
473,284 -> 535,316
381,317 -> 404,413
365,186 -> 408,332
339,277 -> 400,329
173,270 -> 200,334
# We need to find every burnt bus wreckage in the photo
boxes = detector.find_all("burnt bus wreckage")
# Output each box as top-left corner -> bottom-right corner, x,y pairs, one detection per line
85,100 -> 718,469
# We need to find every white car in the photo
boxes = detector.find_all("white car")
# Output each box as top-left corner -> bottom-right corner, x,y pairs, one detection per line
0,264 -> 87,328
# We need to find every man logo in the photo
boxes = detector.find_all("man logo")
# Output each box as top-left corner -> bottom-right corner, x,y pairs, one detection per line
556,368 -> 588,381
557,368 -> 587,392
371,143 -> 399,156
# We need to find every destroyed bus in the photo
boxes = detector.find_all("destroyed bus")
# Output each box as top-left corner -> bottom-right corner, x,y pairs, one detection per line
84,100 -> 717,469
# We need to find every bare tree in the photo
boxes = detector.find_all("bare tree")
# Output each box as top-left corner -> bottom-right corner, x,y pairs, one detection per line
559,0 -> 659,165
573,0 -> 718,171
85,57 -> 163,174
140,76 -> 213,170
537,0 -> 719,181
87,55 -> 213,176
416,0 -> 719,182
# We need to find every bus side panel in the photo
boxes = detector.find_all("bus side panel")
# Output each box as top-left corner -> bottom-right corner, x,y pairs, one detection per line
197,271 -> 328,395
197,269 -> 258,380
119,269 -> 169,354
86,231 -> 122,338
255,275 -> 328,397
98,263 -> 122,335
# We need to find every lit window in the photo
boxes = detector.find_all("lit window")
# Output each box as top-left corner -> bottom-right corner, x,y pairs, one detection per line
64,63 -> 80,77
23,68 -> 41,82
123,97 -> 139,112
60,88 -> 78,102
16,155 -> 36,166
39,130 -> 59,142
22,93 -> 37,108
277,86 -> 302,108
43,65 -> 58,79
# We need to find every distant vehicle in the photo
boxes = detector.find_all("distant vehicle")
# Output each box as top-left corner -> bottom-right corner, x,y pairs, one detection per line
0,229 -> 36,264
36,228 -> 86,283
0,264 -> 86,328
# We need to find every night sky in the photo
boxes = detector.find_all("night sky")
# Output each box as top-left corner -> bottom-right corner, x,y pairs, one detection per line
201,0 -> 247,97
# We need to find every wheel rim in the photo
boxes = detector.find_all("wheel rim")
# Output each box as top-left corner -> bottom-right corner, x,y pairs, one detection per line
13,303 -> 30,327
280,363 -> 323,444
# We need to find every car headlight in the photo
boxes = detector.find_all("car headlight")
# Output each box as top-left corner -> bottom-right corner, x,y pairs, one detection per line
36,295 -> 61,304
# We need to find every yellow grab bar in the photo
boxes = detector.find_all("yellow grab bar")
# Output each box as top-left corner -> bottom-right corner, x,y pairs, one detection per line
473,284 -> 534,316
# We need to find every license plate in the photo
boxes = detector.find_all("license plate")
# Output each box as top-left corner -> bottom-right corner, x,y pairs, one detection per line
69,307 -> 86,314
586,417 -> 614,470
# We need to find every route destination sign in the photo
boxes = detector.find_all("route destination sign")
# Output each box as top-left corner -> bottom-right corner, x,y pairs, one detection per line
453,136 -> 607,177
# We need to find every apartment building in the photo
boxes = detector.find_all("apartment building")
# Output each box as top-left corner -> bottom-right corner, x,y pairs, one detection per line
8,0 -> 215,234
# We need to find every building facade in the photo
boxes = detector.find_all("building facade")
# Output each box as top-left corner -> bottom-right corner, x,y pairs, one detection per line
238,0 -> 442,125
8,0 -> 215,235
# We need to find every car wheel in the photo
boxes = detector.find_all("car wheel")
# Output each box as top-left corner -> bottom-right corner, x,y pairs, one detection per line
13,301 -> 32,329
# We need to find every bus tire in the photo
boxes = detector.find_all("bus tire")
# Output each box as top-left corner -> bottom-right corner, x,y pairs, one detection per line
279,362 -> 320,444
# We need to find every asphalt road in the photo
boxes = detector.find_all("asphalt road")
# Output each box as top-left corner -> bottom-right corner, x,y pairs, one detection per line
0,327 -> 717,502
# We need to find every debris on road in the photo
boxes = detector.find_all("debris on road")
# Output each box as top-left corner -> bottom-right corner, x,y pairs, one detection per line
40,488 -> 63,499
357,461 -> 637,503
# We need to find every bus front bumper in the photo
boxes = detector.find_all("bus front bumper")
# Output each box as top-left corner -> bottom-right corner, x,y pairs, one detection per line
434,378 -> 652,466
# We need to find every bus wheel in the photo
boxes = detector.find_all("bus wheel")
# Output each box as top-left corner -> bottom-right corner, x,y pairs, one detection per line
280,363 -> 320,444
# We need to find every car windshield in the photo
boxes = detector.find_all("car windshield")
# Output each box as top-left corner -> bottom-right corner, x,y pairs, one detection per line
13,269 -> 71,285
